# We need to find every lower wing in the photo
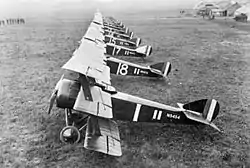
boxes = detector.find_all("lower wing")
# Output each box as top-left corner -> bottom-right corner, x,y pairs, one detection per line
84,116 -> 122,156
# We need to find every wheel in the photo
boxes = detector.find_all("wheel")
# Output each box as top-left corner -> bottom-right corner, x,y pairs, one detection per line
60,126 -> 81,144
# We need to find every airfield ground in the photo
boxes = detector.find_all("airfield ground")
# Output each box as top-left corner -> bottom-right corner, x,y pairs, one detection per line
0,9 -> 250,168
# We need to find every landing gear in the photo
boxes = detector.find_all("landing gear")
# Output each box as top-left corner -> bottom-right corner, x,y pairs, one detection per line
60,126 -> 81,144
59,108 -> 88,144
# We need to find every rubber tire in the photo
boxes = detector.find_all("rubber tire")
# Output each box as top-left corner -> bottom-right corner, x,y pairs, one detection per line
60,126 -> 81,144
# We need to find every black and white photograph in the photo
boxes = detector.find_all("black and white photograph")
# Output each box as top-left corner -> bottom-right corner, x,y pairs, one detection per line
0,0 -> 250,167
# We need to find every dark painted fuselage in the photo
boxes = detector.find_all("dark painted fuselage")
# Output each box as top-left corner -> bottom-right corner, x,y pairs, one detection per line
104,27 -> 128,35
111,95 -> 195,125
106,44 -> 141,57
55,77 -> 199,126
104,23 -> 125,29
104,31 -> 131,40
107,58 -> 161,77
104,36 -> 136,47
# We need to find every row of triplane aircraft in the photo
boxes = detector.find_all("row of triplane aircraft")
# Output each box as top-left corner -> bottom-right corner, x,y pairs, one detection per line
47,11 -> 221,156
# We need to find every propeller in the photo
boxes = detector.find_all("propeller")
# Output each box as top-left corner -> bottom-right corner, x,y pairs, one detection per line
47,89 -> 58,114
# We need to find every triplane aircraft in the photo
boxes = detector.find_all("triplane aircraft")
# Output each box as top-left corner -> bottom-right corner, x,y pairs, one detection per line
47,12 -> 221,157
104,34 -> 141,48
103,18 -> 141,47
84,14 -> 171,78
102,16 -> 152,58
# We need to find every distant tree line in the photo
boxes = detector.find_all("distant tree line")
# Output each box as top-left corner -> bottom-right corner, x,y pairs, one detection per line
0,18 -> 25,26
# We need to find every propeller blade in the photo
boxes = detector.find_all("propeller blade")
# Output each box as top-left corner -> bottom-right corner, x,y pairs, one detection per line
47,89 -> 57,114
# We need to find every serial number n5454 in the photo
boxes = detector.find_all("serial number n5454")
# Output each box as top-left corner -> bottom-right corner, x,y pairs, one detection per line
166,113 -> 180,119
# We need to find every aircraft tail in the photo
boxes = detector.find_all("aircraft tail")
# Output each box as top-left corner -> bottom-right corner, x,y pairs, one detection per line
177,99 -> 221,131
125,27 -> 129,34
149,62 -> 171,77
135,45 -> 152,57
129,31 -> 134,39
131,38 -> 141,47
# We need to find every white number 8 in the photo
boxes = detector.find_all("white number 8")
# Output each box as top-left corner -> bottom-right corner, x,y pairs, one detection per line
119,63 -> 128,75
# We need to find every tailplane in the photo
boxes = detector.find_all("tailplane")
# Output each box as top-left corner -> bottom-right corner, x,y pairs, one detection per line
135,45 -> 152,57
149,62 -> 171,77
177,99 -> 220,131
131,38 -> 141,47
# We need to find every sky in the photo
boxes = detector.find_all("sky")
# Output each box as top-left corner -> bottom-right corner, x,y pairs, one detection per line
2,0 -> 250,19
0,0 -> 201,18
1,0 -> 250,18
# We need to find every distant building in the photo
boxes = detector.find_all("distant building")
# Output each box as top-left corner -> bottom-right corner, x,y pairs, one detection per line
193,0 -> 243,17
216,1 -> 241,16
234,4 -> 250,20
193,1 -> 221,16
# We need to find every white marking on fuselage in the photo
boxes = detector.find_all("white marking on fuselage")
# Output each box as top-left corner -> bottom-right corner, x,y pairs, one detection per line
137,69 -> 140,75
133,104 -> 141,121
207,99 -> 217,122
116,63 -> 121,75
153,110 -> 158,119
134,68 -> 137,74
157,110 -> 163,120
112,46 -> 116,55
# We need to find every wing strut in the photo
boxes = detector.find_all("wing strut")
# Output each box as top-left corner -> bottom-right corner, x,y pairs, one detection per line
79,74 -> 93,101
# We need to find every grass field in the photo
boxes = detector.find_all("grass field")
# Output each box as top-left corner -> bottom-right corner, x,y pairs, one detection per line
0,9 -> 250,168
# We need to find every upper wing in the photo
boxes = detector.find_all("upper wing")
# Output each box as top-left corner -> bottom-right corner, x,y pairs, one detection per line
93,11 -> 103,25
84,116 -> 122,156
84,25 -> 105,47
62,39 -> 109,84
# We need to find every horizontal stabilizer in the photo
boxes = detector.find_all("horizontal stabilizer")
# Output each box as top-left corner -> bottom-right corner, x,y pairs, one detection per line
181,99 -> 220,122
149,62 -> 171,77
130,38 -> 141,47
178,99 -> 220,131
136,45 -> 152,57
183,111 -> 221,132
84,117 -> 122,156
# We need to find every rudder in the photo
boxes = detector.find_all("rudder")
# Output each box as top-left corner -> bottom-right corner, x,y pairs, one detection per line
149,62 -> 171,77
183,99 -> 219,122
131,38 -> 141,47
135,45 -> 152,57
